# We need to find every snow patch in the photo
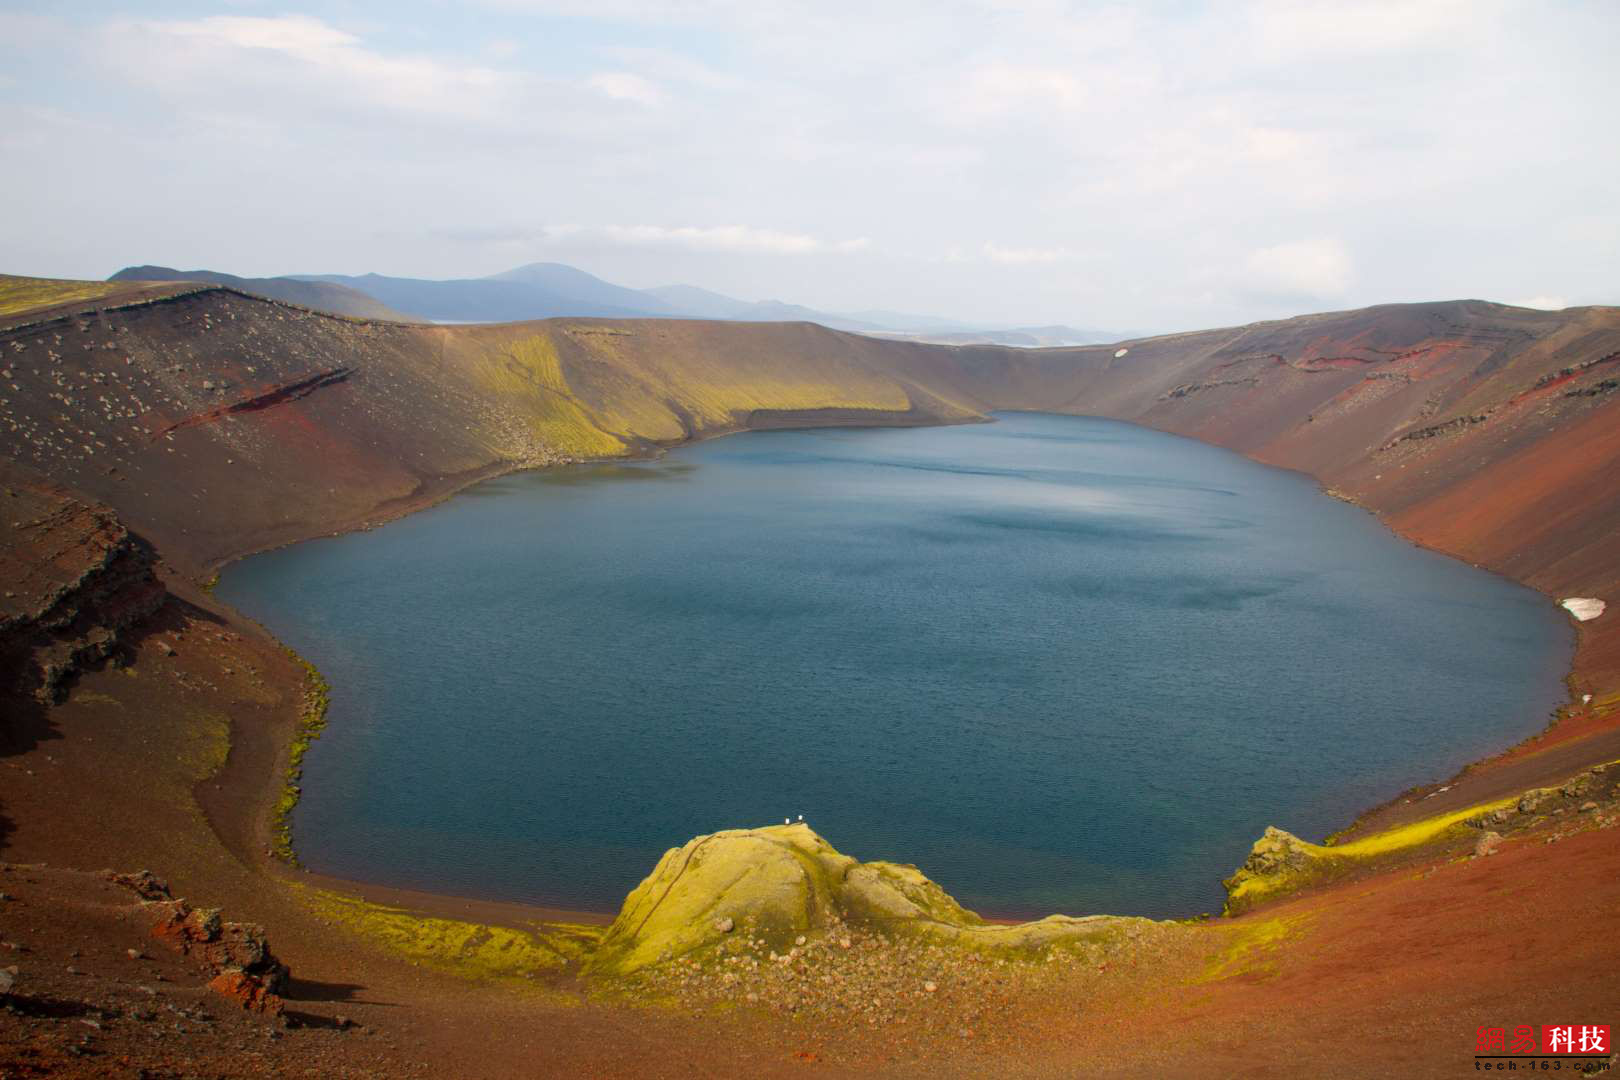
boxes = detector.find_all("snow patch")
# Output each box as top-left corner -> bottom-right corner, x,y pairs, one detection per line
1113,348 -> 1129,358
1560,597 -> 1606,621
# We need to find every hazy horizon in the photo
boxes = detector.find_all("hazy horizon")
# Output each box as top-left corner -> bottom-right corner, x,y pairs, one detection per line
2,1 -> 1616,330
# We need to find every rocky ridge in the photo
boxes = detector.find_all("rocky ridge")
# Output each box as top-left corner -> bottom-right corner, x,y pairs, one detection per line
0,479 -> 165,705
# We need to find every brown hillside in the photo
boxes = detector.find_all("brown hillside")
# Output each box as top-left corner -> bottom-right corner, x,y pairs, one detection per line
107,266 -> 414,322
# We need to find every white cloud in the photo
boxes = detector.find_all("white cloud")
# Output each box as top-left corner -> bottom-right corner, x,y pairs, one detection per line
982,243 -> 1082,265
956,64 -> 1089,117
586,71 -> 664,106
1243,238 -> 1353,297
165,13 -> 356,54
600,46 -> 740,90
101,15 -> 514,123
5,1 -> 1615,325
536,224 -> 868,255
1248,0 -> 1483,55
0,11 -> 67,45
1509,296 -> 1568,310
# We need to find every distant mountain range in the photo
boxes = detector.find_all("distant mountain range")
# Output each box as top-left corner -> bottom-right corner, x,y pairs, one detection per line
109,261 -> 1118,342
108,266 -> 410,321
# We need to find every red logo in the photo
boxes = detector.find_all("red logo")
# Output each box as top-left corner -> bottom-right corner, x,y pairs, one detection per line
1477,1024 -> 1609,1057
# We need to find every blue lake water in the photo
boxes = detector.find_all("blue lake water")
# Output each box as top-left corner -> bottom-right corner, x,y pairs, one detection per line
218,412 -> 1572,919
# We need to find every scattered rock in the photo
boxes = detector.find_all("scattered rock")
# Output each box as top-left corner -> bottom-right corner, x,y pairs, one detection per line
923,980 -> 937,993
1581,801 -> 1599,813
1474,831 -> 1502,858
713,917 -> 734,934
103,869 -> 171,901
0,966 -> 15,998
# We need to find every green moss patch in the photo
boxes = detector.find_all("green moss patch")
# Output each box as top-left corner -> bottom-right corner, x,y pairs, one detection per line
293,885 -> 601,986
271,649 -> 329,864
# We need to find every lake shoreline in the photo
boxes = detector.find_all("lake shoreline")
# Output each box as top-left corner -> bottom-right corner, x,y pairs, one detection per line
218,410 -> 1585,928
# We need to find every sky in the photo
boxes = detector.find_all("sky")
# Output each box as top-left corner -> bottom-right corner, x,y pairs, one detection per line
1,1 -> 1616,332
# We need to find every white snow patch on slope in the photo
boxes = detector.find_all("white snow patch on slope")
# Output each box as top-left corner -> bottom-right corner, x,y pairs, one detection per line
1560,597 -> 1606,621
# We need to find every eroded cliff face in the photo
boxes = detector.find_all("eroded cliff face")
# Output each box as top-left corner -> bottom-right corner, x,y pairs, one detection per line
0,476 -> 165,709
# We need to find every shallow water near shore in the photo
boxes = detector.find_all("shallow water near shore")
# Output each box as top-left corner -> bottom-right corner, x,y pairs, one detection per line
219,412 -> 1572,919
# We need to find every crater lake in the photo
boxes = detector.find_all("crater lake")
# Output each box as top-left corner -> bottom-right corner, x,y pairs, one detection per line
219,412 -> 1573,918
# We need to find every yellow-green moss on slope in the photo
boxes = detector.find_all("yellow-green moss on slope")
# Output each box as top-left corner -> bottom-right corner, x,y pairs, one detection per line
1226,759 -> 1620,915
184,710 -> 232,782
588,823 -> 1165,977
470,333 -> 630,458
0,274 -> 122,317
463,322 -> 971,463
293,885 -> 602,984
271,650 -> 330,864
554,322 -> 922,438
1195,913 -> 1312,983
1222,794 -> 1531,915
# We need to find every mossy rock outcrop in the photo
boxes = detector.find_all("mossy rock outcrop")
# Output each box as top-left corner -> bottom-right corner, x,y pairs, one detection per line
587,823 -> 1161,976
1221,826 -> 1341,916
1222,761 -> 1620,915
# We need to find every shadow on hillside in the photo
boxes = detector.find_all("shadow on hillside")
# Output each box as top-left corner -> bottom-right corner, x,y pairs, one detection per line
3,589 -> 229,730
282,974 -> 400,1029
1,993 -> 97,1020
0,689 -> 59,761
282,975 -> 389,1006
164,592 -> 228,631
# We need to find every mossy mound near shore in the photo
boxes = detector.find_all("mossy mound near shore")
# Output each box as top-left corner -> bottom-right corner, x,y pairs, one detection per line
1222,760 -> 1620,915
587,823 -> 1164,976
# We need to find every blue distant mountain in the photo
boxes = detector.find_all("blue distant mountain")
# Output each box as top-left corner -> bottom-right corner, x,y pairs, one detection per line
112,260 -> 1117,339
294,263 -> 678,322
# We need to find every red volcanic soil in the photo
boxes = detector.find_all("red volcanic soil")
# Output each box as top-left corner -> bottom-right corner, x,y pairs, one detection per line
3,285 -> 1620,1075
1020,805 -> 1620,1078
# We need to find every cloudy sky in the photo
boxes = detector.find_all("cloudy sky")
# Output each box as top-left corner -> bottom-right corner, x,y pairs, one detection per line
2,1 -> 1615,331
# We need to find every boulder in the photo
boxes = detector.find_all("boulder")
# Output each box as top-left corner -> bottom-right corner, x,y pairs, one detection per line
206,970 -> 284,1016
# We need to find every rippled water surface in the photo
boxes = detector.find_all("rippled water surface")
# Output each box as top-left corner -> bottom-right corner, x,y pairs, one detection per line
219,413 -> 1571,917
